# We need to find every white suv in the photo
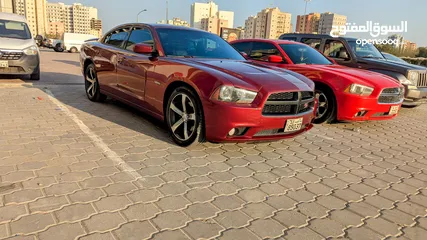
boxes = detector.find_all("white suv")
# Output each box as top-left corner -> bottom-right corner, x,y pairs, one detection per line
0,12 -> 40,80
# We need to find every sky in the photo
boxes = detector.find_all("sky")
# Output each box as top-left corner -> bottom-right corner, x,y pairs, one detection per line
60,0 -> 427,47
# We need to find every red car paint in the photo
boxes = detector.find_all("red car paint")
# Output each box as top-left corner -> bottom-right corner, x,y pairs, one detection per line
231,39 -> 404,122
80,24 -> 317,143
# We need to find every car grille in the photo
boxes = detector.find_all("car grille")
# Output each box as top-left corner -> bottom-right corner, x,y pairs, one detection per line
378,88 -> 404,104
262,91 -> 315,116
418,72 -> 427,87
0,51 -> 24,60
0,66 -> 25,73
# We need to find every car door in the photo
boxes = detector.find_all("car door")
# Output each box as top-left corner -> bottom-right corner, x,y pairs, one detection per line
116,26 -> 156,106
95,28 -> 130,95
322,39 -> 353,67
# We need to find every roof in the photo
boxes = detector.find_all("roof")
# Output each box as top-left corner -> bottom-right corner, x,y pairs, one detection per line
111,23 -> 206,32
0,12 -> 27,22
280,33 -> 332,38
232,38 -> 305,45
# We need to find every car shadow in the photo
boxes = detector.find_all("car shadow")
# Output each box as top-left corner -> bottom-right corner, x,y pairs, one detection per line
25,83 -> 175,145
53,60 -> 80,67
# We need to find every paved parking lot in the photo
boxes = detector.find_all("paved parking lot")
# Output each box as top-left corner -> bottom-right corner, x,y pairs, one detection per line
0,50 -> 426,240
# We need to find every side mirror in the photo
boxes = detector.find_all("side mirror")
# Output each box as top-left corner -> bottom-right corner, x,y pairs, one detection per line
134,43 -> 153,54
268,55 -> 284,63
240,52 -> 249,59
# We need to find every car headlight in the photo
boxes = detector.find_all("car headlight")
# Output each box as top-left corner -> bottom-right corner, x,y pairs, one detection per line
345,83 -> 374,96
213,86 -> 258,104
406,70 -> 420,85
23,45 -> 38,55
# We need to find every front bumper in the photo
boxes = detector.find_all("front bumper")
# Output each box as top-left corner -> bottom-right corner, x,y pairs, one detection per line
403,86 -> 427,106
204,102 -> 315,143
0,54 -> 40,75
337,94 -> 402,121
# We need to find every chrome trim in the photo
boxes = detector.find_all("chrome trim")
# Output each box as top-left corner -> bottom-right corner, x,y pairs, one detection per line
262,108 -> 314,118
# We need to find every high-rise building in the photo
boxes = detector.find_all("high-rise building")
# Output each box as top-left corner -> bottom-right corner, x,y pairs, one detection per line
12,0 -> 47,36
201,16 -> 228,35
244,7 -> 292,39
90,18 -> 102,37
217,10 -> 233,28
47,21 -> 64,38
46,2 -> 100,35
190,1 -> 234,31
190,1 -> 218,29
296,12 -> 320,33
318,12 -> 347,35
0,0 -> 13,13
157,17 -> 190,27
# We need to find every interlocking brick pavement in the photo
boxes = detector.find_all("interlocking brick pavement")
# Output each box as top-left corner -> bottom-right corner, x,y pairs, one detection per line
0,83 -> 426,240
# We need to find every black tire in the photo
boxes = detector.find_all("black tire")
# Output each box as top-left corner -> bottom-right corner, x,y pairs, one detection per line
165,86 -> 205,147
54,43 -> 64,52
314,86 -> 337,124
70,47 -> 78,53
84,64 -> 107,102
30,66 -> 40,80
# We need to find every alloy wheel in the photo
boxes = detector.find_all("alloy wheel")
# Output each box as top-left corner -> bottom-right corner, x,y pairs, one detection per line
85,67 -> 97,99
316,92 -> 329,119
168,93 -> 197,141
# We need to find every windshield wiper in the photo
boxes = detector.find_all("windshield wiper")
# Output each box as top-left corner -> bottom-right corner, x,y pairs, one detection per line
361,56 -> 383,59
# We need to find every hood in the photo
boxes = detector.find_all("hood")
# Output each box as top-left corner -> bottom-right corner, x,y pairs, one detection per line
177,59 -> 314,92
289,64 -> 401,88
0,37 -> 36,50
358,57 -> 426,71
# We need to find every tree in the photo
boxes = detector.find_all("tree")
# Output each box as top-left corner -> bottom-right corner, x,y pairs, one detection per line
416,47 -> 427,58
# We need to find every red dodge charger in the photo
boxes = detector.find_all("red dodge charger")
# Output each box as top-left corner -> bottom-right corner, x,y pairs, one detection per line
80,24 -> 317,146
231,39 -> 404,124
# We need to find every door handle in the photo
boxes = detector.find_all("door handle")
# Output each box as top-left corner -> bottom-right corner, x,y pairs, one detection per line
117,57 -> 124,64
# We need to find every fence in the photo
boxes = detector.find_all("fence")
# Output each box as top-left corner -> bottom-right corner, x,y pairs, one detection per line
401,57 -> 427,67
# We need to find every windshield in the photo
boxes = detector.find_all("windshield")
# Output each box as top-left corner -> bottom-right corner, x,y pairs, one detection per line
0,19 -> 31,39
383,53 -> 406,63
347,41 -> 384,59
156,28 -> 245,60
280,44 -> 332,65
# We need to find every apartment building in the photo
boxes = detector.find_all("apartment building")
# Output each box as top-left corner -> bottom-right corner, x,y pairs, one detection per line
217,10 -> 233,28
244,7 -> 292,39
318,12 -> 347,35
190,0 -> 234,33
12,0 -> 47,36
0,0 -> 13,13
157,17 -> 190,27
200,16 -> 228,35
46,2 -> 100,36
47,21 -> 63,37
296,12 -> 320,33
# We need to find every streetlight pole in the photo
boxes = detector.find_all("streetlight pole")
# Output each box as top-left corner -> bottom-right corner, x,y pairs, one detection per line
302,0 -> 312,33
137,9 -> 147,23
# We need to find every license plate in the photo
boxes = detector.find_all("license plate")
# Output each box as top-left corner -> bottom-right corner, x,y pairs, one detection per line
284,118 -> 303,132
0,61 -> 8,68
389,106 -> 400,115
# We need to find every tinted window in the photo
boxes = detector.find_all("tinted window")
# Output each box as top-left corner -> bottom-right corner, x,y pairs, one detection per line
324,40 -> 350,60
125,28 -> 154,51
156,28 -> 245,60
280,44 -> 332,65
104,29 -> 129,48
250,42 -> 282,62
232,42 -> 251,54
302,38 -> 321,50
0,20 -> 31,39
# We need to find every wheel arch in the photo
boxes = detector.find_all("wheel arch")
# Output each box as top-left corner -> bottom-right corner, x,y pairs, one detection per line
314,80 -> 339,119
163,80 -> 206,142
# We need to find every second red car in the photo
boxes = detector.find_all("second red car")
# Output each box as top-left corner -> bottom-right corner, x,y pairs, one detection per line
231,39 -> 404,124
